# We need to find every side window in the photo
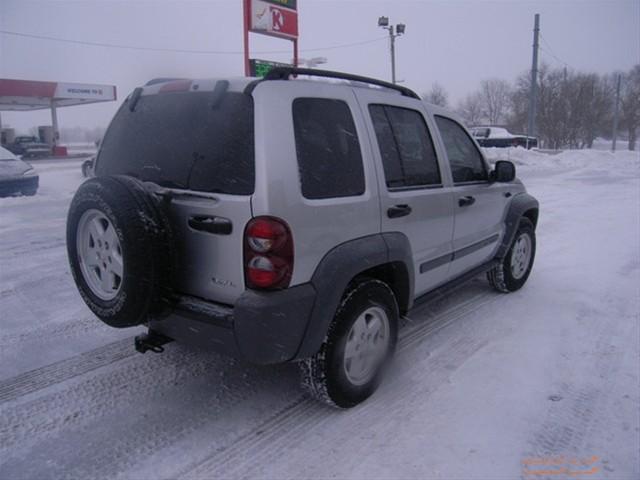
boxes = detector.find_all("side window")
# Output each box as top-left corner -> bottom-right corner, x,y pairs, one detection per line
435,116 -> 488,183
369,105 -> 441,189
292,98 -> 365,199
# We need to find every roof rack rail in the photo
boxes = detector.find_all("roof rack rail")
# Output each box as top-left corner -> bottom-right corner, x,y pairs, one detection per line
260,67 -> 420,99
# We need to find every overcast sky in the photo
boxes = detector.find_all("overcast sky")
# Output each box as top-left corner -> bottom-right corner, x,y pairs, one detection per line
1,0 -> 638,133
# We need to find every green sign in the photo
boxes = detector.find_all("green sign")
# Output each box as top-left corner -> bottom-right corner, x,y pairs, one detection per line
261,0 -> 297,10
250,59 -> 292,78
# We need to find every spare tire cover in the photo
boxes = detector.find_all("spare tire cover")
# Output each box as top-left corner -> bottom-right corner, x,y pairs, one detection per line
66,175 -> 173,328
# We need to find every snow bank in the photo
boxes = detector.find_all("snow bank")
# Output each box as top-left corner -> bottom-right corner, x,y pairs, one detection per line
483,147 -> 640,173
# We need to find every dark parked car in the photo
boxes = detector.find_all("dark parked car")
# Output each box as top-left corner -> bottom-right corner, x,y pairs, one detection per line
5,136 -> 51,158
0,146 -> 39,197
471,126 -> 538,149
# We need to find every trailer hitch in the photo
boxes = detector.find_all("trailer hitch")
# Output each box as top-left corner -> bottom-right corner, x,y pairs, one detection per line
134,330 -> 173,354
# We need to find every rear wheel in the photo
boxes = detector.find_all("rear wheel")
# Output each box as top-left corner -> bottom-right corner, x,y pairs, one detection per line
488,218 -> 536,292
300,279 -> 398,408
76,209 -> 124,301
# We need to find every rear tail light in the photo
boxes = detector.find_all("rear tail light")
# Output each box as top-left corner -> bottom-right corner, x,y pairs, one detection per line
243,217 -> 293,290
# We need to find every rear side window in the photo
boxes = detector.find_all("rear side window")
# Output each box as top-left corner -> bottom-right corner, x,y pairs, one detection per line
292,98 -> 365,199
435,116 -> 488,184
369,105 -> 441,189
97,90 -> 254,195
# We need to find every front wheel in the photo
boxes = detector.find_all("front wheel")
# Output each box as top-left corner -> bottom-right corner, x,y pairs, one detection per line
299,279 -> 399,408
488,217 -> 536,292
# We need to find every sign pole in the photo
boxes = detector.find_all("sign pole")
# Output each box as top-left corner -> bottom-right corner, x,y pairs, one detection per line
243,0 -> 251,76
293,38 -> 298,67
245,0 -> 299,76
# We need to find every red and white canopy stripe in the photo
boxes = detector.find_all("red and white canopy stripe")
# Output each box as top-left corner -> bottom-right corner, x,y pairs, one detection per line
0,78 -> 117,111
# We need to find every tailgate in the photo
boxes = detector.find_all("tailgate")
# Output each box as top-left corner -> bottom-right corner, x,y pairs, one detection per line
166,192 -> 252,305
94,83 -> 257,305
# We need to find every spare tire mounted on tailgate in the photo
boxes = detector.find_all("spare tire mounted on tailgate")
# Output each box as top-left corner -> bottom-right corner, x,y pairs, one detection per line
66,175 -> 174,327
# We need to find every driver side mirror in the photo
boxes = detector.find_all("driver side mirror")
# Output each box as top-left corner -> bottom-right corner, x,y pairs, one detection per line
492,160 -> 516,182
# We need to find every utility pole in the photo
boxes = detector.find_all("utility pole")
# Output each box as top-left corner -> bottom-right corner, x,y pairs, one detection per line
612,73 -> 622,152
527,13 -> 540,147
378,17 -> 405,85
390,26 -> 396,84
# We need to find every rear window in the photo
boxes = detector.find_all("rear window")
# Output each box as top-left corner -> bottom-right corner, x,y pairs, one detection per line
97,90 -> 254,195
292,98 -> 365,200
369,104 -> 441,189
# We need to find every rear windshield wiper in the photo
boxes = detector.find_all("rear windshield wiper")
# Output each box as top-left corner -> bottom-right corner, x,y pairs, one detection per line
211,80 -> 229,109
128,87 -> 143,112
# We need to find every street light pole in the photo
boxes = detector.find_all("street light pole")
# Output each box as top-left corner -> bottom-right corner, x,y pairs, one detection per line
378,17 -> 405,85
389,26 -> 396,84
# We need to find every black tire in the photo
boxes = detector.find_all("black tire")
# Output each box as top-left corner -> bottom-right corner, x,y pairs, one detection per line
300,279 -> 399,408
66,175 -> 174,328
488,218 -> 536,292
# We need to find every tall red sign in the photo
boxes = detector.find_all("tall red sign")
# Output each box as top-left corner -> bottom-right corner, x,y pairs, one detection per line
243,0 -> 299,76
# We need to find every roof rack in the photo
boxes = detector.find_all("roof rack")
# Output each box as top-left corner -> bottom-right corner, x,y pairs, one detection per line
260,67 -> 420,99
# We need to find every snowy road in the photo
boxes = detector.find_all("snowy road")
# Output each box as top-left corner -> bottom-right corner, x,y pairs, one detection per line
1,151 -> 638,479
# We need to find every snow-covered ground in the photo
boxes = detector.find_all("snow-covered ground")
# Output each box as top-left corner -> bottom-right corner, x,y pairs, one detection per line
0,149 -> 638,479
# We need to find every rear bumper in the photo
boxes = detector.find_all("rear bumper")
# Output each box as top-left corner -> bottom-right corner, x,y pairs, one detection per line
0,175 -> 39,196
148,283 -> 316,364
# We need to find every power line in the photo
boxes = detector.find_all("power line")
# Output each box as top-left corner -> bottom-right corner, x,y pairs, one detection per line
539,33 -> 574,69
0,29 -> 387,55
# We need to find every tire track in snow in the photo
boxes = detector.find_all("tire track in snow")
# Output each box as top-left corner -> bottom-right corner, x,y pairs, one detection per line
292,337 -> 490,480
0,312 -> 104,349
2,238 -> 66,256
226,302 -> 498,480
0,349 -> 291,480
0,282 -> 497,478
523,299 -> 632,466
0,337 -> 134,403
182,287 -> 499,480
0,344 -> 252,450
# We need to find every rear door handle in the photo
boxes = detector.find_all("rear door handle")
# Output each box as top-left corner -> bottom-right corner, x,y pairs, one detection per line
387,204 -> 412,218
188,215 -> 233,235
458,196 -> 476,207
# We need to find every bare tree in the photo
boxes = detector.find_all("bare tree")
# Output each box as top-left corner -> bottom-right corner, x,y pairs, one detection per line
480,78 -> 511,125
576,73 -> 612,148
456,91 -> 484,126
423,83 -> 449,107
507,72 -> 530,135
536,65 -> 571,149
508,65 -> 616,149
620,65 -> 640,151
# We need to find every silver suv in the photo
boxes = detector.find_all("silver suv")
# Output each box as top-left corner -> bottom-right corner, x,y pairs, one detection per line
67,68 -> 538,408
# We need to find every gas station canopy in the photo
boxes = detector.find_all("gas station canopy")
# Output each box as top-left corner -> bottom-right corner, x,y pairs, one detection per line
0,78 -> 117,155
0,78 -> 116,111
